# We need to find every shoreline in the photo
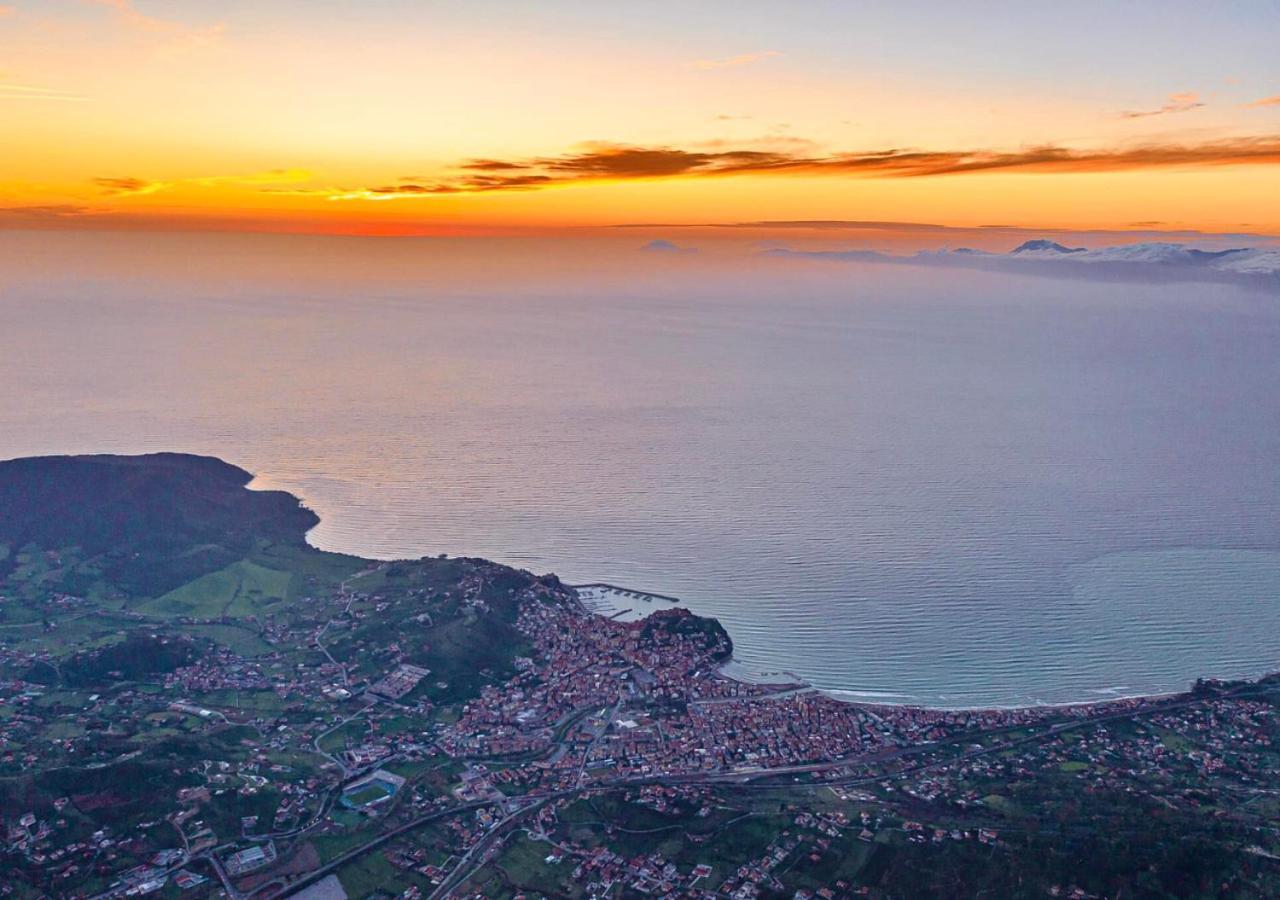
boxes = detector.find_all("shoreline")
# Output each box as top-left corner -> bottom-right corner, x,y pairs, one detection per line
250,466 -> 1279,717
564,578 -> 1276,714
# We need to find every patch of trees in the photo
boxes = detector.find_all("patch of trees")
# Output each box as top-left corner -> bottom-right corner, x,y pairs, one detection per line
58,632 -> 202,686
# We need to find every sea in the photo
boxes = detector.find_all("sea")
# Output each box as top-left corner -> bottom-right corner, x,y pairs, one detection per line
3,229 -> 1278,707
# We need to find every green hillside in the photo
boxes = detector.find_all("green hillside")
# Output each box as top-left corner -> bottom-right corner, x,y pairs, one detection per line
0,453 -> 318,598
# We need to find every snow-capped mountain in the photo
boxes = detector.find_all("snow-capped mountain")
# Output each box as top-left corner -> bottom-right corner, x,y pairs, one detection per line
765,238 -> 1280,283
1010,239 -> 1085,255
1005,241 -> 1279,276
1212,248 -> 1280,276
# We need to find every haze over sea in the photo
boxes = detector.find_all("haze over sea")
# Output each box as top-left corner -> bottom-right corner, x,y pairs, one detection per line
4,230 -> 1278,707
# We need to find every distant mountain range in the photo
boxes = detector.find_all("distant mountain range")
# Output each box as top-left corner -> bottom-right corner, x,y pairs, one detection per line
764,238 -> 1280,284
1007,239 -> 1266,269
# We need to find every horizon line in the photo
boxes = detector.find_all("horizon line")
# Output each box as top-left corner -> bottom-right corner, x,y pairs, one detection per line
1,217 -> 1277,243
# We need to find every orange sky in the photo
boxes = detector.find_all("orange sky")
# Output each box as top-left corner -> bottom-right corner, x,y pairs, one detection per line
2,1 -> 1279,237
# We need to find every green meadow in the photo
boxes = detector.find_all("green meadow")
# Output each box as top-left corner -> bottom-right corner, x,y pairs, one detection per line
138,560 -> 295,619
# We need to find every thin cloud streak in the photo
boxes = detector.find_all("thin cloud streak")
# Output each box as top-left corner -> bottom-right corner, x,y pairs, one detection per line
1246,94 -> 1280,108
94,176 -> 170,195
0,204 -> 94,221
318,136 -> 1280,201
94,169 -> 312,196
88,0 -> 225,53
1120,91 -> 1205,119
0,83 -> 88,102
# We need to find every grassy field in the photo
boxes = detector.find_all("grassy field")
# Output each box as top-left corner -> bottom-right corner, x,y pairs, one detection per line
138,560 -> 294,619
193,689 -> 291,714
17,615 -> 132,659
477,835 -> 569,897
345,786 -> 385,805
319,719 -> 370,754
1153,725 -> 1195,753
250,542 -> 364,589
980,793 -> 1024,817
186,623 -> 277,657
311,830 -> 379,865
336,851 -> 431,898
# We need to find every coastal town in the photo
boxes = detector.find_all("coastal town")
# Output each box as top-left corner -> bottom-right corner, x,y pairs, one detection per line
5,559 -> 1280,899
3,455 -> 1280,898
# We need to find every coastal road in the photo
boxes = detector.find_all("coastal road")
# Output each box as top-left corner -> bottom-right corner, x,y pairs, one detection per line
264,801 -> 491,899
574,699 -> 622,788
426,798 -> 550,900
690,685 -> 817,707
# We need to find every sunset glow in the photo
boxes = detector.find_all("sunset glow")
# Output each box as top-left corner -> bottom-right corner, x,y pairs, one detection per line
3,1 -> 1279,236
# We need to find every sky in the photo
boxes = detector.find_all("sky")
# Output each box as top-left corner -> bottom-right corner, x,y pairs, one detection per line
2,0 -> 1279,236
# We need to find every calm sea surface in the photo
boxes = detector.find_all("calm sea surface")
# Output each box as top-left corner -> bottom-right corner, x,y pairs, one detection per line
3,231 -> 1278,706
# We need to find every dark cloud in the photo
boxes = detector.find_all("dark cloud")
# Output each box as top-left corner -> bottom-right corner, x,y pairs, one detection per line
368,184 -> 436,194
461,159 -> 530,171
317,136 -> 1280,201
0,204 -> 93,222
93,176 -> 157,194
